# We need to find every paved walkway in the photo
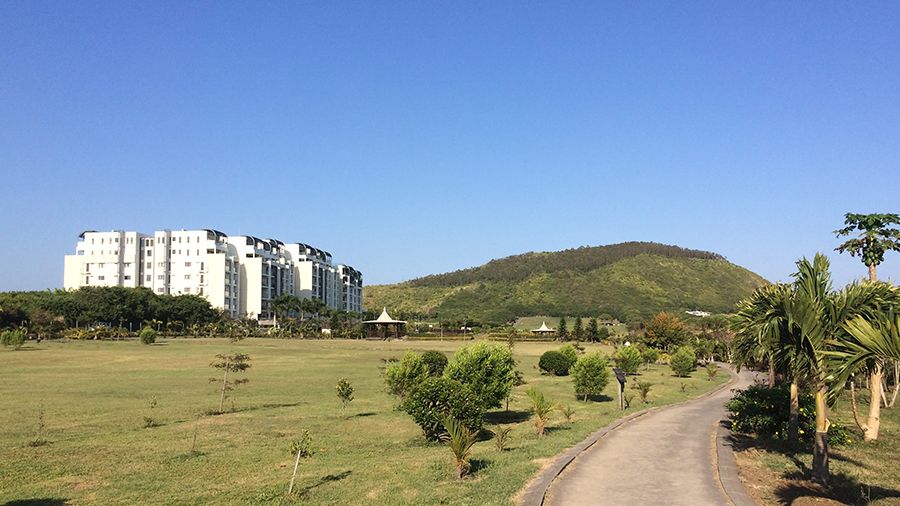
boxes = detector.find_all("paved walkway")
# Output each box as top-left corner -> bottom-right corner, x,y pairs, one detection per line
544,367 -> 758,506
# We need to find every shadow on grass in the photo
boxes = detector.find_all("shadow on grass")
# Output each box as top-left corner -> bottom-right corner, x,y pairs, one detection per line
485,409 -> 531,424
543,425 -> 572,436
203,402 -> 305,416
349,412 -> 376,418
295,471 -> 352,498
469,458 -> 493,474
3,500 -> 69,506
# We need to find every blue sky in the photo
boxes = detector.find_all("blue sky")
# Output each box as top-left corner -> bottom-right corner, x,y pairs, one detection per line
1,1 -> 899,290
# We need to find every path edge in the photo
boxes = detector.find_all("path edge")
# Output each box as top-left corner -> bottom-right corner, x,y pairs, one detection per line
518,364 -> 740,506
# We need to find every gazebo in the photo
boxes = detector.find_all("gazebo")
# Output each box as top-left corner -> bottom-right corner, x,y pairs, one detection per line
531,321 -> 555,336
363,307 -> 407,340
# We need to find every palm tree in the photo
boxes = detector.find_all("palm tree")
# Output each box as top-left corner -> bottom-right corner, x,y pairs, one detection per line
834,212 -> 900,441
442,416 -> 477,479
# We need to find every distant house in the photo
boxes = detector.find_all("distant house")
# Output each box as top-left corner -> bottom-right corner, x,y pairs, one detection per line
685,310 -> 711,317
531,321 -> 555,336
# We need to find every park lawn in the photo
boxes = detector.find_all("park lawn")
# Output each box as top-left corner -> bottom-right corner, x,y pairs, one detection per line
733,393 -> 900,505
0,338 -> 727,505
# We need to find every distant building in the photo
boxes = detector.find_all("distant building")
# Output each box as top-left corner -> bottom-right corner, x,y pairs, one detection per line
64,229 -> 363,319
685,310 -> 711,317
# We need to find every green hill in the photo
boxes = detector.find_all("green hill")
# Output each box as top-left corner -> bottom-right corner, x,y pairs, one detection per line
363,242 -> 767,323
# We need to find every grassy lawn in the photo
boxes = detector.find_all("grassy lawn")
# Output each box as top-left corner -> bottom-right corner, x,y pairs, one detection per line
1,338 -> 726,505
733,393 -> 900,505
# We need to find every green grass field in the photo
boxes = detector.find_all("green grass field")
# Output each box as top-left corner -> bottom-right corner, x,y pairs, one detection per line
0,338 -> 727,505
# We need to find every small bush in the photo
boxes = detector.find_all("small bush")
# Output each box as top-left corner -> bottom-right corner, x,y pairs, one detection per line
384,351 -> 430,399
493,426 -> 511,452
336,377 -> 354,407
657,352 -> 671,365
539,350 -> 571,376
670,347 -> 696,377
1,329 -> 26,349
726,384 -> 852,446
527,388 -> 554,436
289,430 -> 315,457
706,362 -> 718,380
571,352 -> 610,401
444,342 -> 517,410
633,381 -> 652,403
560,405 -> 576,423
403,377 -> 484,441
558,344 -> 579,369
641,347 -> 659,366
421,350 -> 449,376
614,346 -> 642,375
139,327 -> 157,345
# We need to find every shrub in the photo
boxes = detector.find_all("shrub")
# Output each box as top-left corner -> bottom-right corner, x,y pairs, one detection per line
670,347 -> 696,377
1,329 -> 26,349
493,426 -> 511,452
139,327 -> 157,345
443,416 -> 477,479
614,346 -> 642,375
658,352 -> 671,365
571,352 -> 610,401
633,380 -> 652,403
336,378 -> 354,407
444,342 -> 517,409
403,377 -> 484,441
558,344 -> 579,369
539,350 -> 571,376
641,346 -> 659,366
289,430 -> 314,457
421,350 -> 449,377
527,388 -> 554,436
384,351 -> 429,399
706,362 -> 718,380
726,384 -> 852,446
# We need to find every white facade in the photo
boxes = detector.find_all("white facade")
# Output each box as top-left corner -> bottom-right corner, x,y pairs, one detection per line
64,229 -> 362,319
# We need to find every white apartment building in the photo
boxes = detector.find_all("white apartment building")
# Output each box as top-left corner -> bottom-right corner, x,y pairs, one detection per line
64,229 -> 362,319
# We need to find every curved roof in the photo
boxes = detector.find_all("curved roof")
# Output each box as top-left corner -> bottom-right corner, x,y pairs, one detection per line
533,321 -> 555,332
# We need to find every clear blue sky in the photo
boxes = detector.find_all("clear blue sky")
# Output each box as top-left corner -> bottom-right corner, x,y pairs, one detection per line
2,1 -> 899,290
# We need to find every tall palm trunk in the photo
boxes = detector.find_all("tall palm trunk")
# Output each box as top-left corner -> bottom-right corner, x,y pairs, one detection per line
812,384 -> 829,484
788,379 -> 799,445
768,357 -> 776,387
865,362 -> 883,441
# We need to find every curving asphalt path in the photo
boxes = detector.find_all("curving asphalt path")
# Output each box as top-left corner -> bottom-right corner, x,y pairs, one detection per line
543,367 -> 758,506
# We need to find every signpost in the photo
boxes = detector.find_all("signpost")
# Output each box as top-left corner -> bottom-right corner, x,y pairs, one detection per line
613,367 -> 627,410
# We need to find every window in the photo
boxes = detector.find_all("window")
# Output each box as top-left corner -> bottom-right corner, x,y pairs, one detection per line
98,276 -> 105,280
124,275 -> 131,280
184,287 -> 191,293
85,276 -> 90,284
99,263 -> 105,268
157,288 -> 164,293
185,262 -> 192,267
146,262 -> 151,269
146,275 -> 151,282
124,263 -> 131,268
147,250 -> 152,256
184,274 -> 191,279
158,275 -> 165,280
158,262 -> 165,267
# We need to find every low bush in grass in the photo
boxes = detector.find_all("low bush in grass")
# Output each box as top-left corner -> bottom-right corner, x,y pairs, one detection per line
421,350 -> 448,376
726,384 -> 852,445
444,341 -> 517,409
539,351 -> 571,376
402,377 -> 484,441
614,345 -> 642,375
640,346 -> 659,366
571,352 -> 610,401
384,351 -> 430,399
139,327 -> 157,345
558,344 -> 579,369
669,346 -> 696,377
1,329 -> 26,349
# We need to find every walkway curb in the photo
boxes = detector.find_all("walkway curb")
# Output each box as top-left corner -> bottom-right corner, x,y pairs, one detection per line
519,365 -> 742,506
717,420 -> 756,506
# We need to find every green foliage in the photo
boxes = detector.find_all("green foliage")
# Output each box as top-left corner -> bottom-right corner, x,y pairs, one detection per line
527,388 -> 554,436
336,378 -> 354,407
364,242 -> 766,324
443,416 -> 478,479
402,377 -> 484,441
493,426 -> 511,452
645,312 -> 690,351
557,317 -> 568,340
614,345 -> 642,374
658,352 -> 671,365
444,342 -> 517,409
289,430 -> 315,457
572,317 -> 583,340
209,353 -> 251,413
706,362 -> 719,380
670,347 -> 696,377
421,350 -> 449,377
641,346 -> 660,365
632,380 -> 653,403
383,351 -> 430,399
1,329 -> 26,349
559,404 -> 576,423
834,212 -> 900,269
726,385 -> 852,446
587,318 -> 600,342
558,344 -> 579,369
571,352 -> 610,401
538,350 -> 571,376
139,327 -> 157,345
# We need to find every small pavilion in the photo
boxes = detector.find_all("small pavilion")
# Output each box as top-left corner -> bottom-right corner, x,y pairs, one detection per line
531,321 -> 556,336
363,307 -> 407,340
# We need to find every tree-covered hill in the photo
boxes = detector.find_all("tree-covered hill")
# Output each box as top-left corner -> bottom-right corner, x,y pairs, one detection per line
364,242 -> 767,324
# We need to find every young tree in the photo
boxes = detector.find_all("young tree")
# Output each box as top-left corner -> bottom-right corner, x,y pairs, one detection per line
573,317 -> 584,341
383,351 -> 430,400
587,317 -> 599,342
526,388 -> 554,436
336,378 -> 354,408
834,212 -> 900,441
1,329 -> 26,350
645,312 -> 689,351
444,342 -> 517,409
209,353 -> 251,413
571,352 -> 610,401
443,416 -> 477,479
557,317 -> 568,341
